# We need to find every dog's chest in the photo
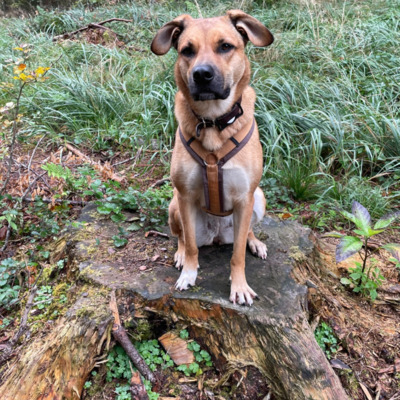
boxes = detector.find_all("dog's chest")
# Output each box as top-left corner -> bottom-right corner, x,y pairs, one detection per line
180,157 -> 251,206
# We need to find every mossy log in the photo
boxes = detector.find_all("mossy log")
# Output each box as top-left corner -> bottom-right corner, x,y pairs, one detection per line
0,204 -> 348,399
0,292 -> 112,400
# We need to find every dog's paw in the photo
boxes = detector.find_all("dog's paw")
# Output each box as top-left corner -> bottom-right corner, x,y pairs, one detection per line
174,250 -> 185,269
175,269 -> 198,291
229,283 -> 258,306
248,238 -> 267,260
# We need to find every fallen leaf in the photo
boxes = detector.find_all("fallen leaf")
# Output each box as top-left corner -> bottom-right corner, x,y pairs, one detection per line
280,212 -> 293,220
159,331 -> 194,366
0,226 -> 7,241
151,254 -> 160,262
359,382 -> 373,400
330,359 -> 351,370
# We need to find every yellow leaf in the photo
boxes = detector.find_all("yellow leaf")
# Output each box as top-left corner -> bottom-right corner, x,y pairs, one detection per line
17,73 -> 34,82
13,64 -> 26,75
14,47 -> 24,51
35,66 -> 50,76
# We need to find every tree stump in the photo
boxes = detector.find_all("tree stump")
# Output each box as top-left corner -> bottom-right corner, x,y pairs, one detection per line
0,204 -> 349,399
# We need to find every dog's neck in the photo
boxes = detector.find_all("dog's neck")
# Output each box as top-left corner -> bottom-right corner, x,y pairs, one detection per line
190,95 -> 243,137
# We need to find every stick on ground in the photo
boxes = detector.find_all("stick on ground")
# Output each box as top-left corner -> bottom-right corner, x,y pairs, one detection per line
109,291 -> 156,384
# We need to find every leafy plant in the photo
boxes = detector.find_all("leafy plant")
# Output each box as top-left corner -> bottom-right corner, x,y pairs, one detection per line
135,339 -> 174,372
0,258 -> 23,307
106,345 -> 132,382
34,285 -> 53,310
106,343 -> 162,399
115,384 -> 131,400
334,201 -> 400,300
315,322 -> 339,359
175,330 -> 213,377
341,261 -> 385,301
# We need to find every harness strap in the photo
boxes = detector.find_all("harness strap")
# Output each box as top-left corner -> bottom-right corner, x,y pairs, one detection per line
179,119 -> 255,216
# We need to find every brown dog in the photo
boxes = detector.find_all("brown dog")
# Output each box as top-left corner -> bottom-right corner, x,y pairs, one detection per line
151,10 -> 273,305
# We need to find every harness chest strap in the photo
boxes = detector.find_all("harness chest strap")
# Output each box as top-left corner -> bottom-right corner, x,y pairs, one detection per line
178,119 -> 255,217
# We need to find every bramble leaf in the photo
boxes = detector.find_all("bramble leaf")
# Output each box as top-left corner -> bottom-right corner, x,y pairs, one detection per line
351,201 -> 371,236
382,243 -> 400,261
374,214 -> 399,230
341,210 -> 357,224
340,278 -> 352,285
336,236 -> 363,262
325,232 -> 344,238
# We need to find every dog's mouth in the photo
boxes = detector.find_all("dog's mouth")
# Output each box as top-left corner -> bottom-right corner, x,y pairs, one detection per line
191,88 -> 230,102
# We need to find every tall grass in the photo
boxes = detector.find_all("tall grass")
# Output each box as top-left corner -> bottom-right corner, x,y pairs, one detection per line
0,0 -> 399,214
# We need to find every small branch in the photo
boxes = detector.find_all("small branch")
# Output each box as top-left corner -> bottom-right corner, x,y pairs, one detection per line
0,225 -> 12,253
21,171 -> 48,199
150,177 -> 170,188
145,230 -> 169,239
27,135 -> 46,184
130,370 -> 149,400
64,143 -> 124,182
53,18 -> 132,41
361,237 -> 368,274
109,291 -> 156,384
10,285 -> 38,347
20,196 -> 88,206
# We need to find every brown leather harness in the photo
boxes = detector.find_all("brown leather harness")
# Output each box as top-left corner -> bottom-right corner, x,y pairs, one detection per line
179,117 -> 255,217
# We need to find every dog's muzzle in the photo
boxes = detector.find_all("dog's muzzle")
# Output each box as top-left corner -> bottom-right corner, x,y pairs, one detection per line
189,64 -> 230,101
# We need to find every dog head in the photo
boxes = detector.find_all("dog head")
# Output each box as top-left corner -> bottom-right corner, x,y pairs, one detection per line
151,10 -> 273,103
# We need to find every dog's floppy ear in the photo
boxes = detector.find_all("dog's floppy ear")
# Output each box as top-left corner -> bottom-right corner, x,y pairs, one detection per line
151,15 -> 192,55
227,10 -> 273,47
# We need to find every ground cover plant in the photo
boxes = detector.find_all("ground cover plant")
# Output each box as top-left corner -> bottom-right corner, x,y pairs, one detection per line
0,0 -> 399,399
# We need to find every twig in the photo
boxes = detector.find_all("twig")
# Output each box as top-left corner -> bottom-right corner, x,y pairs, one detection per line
145,230 -> 169,239
10,266 -> 44,347
150,177 -> 170,188
27,135 -> 46,184
20,196 -> 88,206
109,291 -> 156,384
21,171 -> 47,199
10,285 -> 38,347
53,18 -> 133,41
0,267 -> 44,364
16,162 -> 52,191
64,142 -> 124,182
130,369 -> 149,400
0,225 -> 12,254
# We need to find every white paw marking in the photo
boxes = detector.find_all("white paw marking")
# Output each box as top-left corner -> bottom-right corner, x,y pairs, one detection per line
248,239 -> 267,260
229,283 -> 257,306
175,269 -> 198,291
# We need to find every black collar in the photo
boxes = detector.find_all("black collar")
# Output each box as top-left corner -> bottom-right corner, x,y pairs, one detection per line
192,96 -> 243,137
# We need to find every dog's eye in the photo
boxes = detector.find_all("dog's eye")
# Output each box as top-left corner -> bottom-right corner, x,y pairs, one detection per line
219,43 -> 234,53
181,46 -> 195,57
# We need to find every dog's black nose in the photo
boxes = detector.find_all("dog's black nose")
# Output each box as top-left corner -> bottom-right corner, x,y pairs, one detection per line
192,65 -> 214,84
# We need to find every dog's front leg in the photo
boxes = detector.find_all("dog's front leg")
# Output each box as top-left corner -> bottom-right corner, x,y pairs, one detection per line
175,191 -> 199,290
230,194 -> 258,305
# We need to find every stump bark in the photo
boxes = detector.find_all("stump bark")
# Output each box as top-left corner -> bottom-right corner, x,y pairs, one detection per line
0,291 -> 113,400
0,204 -> 349,399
